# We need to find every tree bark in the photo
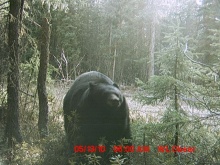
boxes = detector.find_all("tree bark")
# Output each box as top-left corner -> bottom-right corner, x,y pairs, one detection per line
112,44 -> 117,81
147,16 -> 156,81
37,16 -> 50,138
6,0 -> 23,147
108,23 -> 112,77
173,38 -> 179,158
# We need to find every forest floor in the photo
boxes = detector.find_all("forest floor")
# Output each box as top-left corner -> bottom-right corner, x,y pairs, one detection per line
122,86 -> 216,123
0,83 -> 219,165
0,84 -> 165,165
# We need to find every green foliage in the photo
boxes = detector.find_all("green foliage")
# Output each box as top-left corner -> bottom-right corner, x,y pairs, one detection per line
135,7 -> 220,164
12,142 -> 43,164
136,76 -> 176,104
131,115 -> 220,165
20,54 -> 39,84
20,54 -> 58,86
8,83 -> 68,165
85,154 -> 102,165
48,0 -> 153,82
110,154 -> 127,165
1,0 -> 220,164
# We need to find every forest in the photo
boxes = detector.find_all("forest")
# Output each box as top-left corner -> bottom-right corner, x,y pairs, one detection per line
0,0 -> 220,164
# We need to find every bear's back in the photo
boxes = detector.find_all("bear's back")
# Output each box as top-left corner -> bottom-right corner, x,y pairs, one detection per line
73,71 -> 113,88
70,71 -> 113,97
63,71 -> 114,111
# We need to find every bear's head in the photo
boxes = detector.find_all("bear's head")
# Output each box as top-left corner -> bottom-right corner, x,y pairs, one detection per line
88,82 -> 123,109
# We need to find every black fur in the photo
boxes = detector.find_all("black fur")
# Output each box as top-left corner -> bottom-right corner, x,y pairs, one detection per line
63,71 -> 131,164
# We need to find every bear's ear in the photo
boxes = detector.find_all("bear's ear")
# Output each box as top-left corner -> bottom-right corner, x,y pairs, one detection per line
113,83 -> 119,89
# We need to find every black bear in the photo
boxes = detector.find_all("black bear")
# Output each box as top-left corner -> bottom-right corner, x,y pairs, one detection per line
63,71 -> 131,164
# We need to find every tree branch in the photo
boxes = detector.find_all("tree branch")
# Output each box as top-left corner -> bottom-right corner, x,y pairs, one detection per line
0,6 -> 9,11
183,42 -> 219,76
0,1 -> 8,8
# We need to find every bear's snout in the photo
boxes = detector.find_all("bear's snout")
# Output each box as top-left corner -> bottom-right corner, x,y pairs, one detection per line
107,94 -> 121,107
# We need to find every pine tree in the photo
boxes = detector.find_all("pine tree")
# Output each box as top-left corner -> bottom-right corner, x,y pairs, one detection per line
136,2 -> 220,163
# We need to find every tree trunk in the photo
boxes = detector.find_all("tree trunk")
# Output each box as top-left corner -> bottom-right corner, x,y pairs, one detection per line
6,0 -> 23,147
173,38 -> 179,158
173,83 -> 179,158
147,16 -> 156,81
112,44 -> 117,81
37,16 -> 50,138
108,23 -> 112,77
